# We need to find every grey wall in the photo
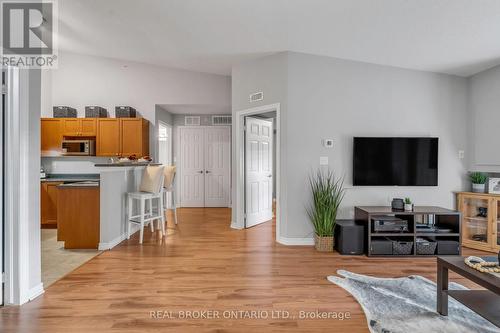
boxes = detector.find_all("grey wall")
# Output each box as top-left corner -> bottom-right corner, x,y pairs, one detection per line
468,64 -> 500,172
231,52 -> 288,227
232,52 -> 469,240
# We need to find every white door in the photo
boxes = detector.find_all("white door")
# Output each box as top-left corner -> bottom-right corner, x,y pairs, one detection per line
204,127 -> 231,207
179,127 -> 205,207
245,117 -> 273,228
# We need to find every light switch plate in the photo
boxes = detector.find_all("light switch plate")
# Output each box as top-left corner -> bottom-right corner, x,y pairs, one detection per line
323,139 -> 334,148
458,150 -> 465,159
320,156 -> 329,165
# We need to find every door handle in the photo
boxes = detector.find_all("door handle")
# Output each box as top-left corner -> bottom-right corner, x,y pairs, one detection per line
198,171 -> 204,174
206,170 -> 211,174
267,175 -> 272,178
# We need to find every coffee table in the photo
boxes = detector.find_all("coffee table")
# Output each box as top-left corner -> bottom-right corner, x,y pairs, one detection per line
437,256 -> 500,327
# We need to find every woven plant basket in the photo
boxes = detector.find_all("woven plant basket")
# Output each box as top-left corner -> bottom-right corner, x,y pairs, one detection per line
314,234 -> 334,252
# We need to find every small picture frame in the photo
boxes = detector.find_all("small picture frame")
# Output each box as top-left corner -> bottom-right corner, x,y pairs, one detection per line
488,177 -> 500,194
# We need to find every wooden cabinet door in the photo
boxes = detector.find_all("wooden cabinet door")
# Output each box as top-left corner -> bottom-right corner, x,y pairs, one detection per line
80,118 -> 97,136
41,118 -> 62,153
41,181 -> 63,227
121,118 -> 144,156
97,119 -> 121,156
62,118 -> 81,136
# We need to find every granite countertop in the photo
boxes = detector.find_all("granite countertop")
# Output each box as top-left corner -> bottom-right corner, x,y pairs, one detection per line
41,174 -> 100,182
94,162 -> 161,167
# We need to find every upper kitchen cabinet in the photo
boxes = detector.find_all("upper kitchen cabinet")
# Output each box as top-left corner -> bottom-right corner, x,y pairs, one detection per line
97,119 -> 121,156
41,118 -> 62,153
121,118 -> 149,157
62,118 -> 96,137
97,118 -> 149,157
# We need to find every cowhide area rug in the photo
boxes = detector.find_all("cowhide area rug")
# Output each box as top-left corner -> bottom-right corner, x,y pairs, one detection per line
327,270 -> 499,333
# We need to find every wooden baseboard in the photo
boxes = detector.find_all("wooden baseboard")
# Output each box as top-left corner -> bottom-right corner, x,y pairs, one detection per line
41,224 -> 57,229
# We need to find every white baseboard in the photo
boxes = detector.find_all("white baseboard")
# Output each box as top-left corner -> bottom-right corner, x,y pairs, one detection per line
27,283 -> 45,301
98,225 -> 140,250
230,221 -> 243,229
277,236 -> 314,246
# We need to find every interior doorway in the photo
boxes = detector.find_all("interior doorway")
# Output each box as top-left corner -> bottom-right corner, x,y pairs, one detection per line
158,121 -> 173,207
234,103 -> 281,241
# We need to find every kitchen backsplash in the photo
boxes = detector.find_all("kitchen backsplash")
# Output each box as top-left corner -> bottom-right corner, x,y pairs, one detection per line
41,157 -> 109,174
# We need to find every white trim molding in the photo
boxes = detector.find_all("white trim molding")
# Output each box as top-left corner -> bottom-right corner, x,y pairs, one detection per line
27,283 -> 45,301
277,237 -> 314,246
98,225 -> 140,250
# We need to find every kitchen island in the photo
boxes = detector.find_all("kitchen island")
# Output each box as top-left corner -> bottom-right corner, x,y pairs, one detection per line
96,164 -> 158,249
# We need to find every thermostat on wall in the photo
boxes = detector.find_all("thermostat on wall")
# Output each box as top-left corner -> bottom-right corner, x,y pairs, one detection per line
323,139 -> 334,148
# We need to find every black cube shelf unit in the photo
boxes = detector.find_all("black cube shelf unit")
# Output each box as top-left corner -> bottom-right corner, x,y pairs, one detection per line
355,206 -> 461,257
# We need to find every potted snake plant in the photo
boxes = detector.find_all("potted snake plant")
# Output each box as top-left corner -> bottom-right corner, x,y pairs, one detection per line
307,170 -> 345,252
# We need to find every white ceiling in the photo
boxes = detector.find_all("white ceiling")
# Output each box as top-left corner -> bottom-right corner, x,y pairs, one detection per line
58,0 -> 500,77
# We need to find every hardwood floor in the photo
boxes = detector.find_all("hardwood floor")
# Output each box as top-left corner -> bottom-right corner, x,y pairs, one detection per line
0,208 -> 489,333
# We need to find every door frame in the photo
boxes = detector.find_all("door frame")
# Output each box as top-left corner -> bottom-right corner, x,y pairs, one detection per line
233,103 -> 281,243
177,125 -> 231,208
158,121 -> 172,207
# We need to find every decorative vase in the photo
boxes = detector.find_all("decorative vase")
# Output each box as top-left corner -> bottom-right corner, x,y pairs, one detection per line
472,183 -> 486,193
314,234 -> 334,252
404,203 -> 413,211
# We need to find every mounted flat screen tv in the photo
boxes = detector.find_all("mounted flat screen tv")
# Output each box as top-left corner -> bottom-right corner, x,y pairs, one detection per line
353,137 -> 438,186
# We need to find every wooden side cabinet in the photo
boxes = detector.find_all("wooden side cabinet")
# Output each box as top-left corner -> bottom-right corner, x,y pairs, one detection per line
41,181 -> 63,228
457,192 -> 500,253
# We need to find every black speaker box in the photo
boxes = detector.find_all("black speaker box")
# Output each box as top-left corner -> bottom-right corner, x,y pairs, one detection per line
334,220 -> 365,255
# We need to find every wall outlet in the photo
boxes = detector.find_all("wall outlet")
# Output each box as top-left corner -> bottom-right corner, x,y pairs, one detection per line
458,150 -> 465,159
320,156 -> 329,165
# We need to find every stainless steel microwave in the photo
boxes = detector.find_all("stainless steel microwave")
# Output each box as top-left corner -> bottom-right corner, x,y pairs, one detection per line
61,140 -> 96,156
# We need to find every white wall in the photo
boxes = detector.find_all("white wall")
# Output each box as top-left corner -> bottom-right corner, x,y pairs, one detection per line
468,64 -> 500,172
43,52 -> 231,120
232,52 -> 469,240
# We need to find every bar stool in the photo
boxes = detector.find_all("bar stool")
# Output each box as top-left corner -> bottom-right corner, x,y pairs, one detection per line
126,165 -> 165,244
163,165 -> 178,225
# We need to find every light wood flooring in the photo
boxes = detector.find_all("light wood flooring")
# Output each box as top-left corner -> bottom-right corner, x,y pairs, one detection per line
0,208 -> 489,333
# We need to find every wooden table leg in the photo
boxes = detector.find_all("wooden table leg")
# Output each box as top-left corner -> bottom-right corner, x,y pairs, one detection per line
437,261 -> 449,315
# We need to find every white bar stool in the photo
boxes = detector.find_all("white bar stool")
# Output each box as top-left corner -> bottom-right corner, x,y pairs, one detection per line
126,165 -> 165,244
163,165 -> 178,225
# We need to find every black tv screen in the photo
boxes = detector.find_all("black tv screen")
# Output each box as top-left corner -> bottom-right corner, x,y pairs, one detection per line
353,137 -> 438,186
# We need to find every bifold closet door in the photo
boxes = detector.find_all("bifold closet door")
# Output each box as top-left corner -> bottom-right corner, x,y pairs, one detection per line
180,127 -> 205,207
204,127 -> 231,207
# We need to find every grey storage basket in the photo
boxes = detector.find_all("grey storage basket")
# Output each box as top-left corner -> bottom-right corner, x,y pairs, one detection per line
392,240 -> 413,255
85,106 -> 107,118
416,238 -> 437,255
53,106 -> 77,118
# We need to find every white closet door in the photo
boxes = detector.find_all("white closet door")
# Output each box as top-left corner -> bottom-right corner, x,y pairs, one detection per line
245,117 -> 273,228
204,127 -> 231,207
180,127 -> 205,207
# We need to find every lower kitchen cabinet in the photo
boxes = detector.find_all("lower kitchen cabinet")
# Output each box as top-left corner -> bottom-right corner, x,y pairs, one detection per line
57,185 -> 100,249
41,181 -> 63,228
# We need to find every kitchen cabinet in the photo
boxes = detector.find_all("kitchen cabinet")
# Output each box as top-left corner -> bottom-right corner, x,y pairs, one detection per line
41,181 -> 63,228
97,118 -> 149,157
62,118 -> 96,136
57,185 -> 100,249
96,119 -> 121,156
457,192 -> 500,253
41,118 -> 62,153
120,118 -> 149,157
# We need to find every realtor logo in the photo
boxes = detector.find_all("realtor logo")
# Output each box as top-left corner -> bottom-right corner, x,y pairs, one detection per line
1,0 -> 58,68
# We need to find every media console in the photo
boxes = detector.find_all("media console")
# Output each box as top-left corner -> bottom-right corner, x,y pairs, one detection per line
355,206 -> 461,257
